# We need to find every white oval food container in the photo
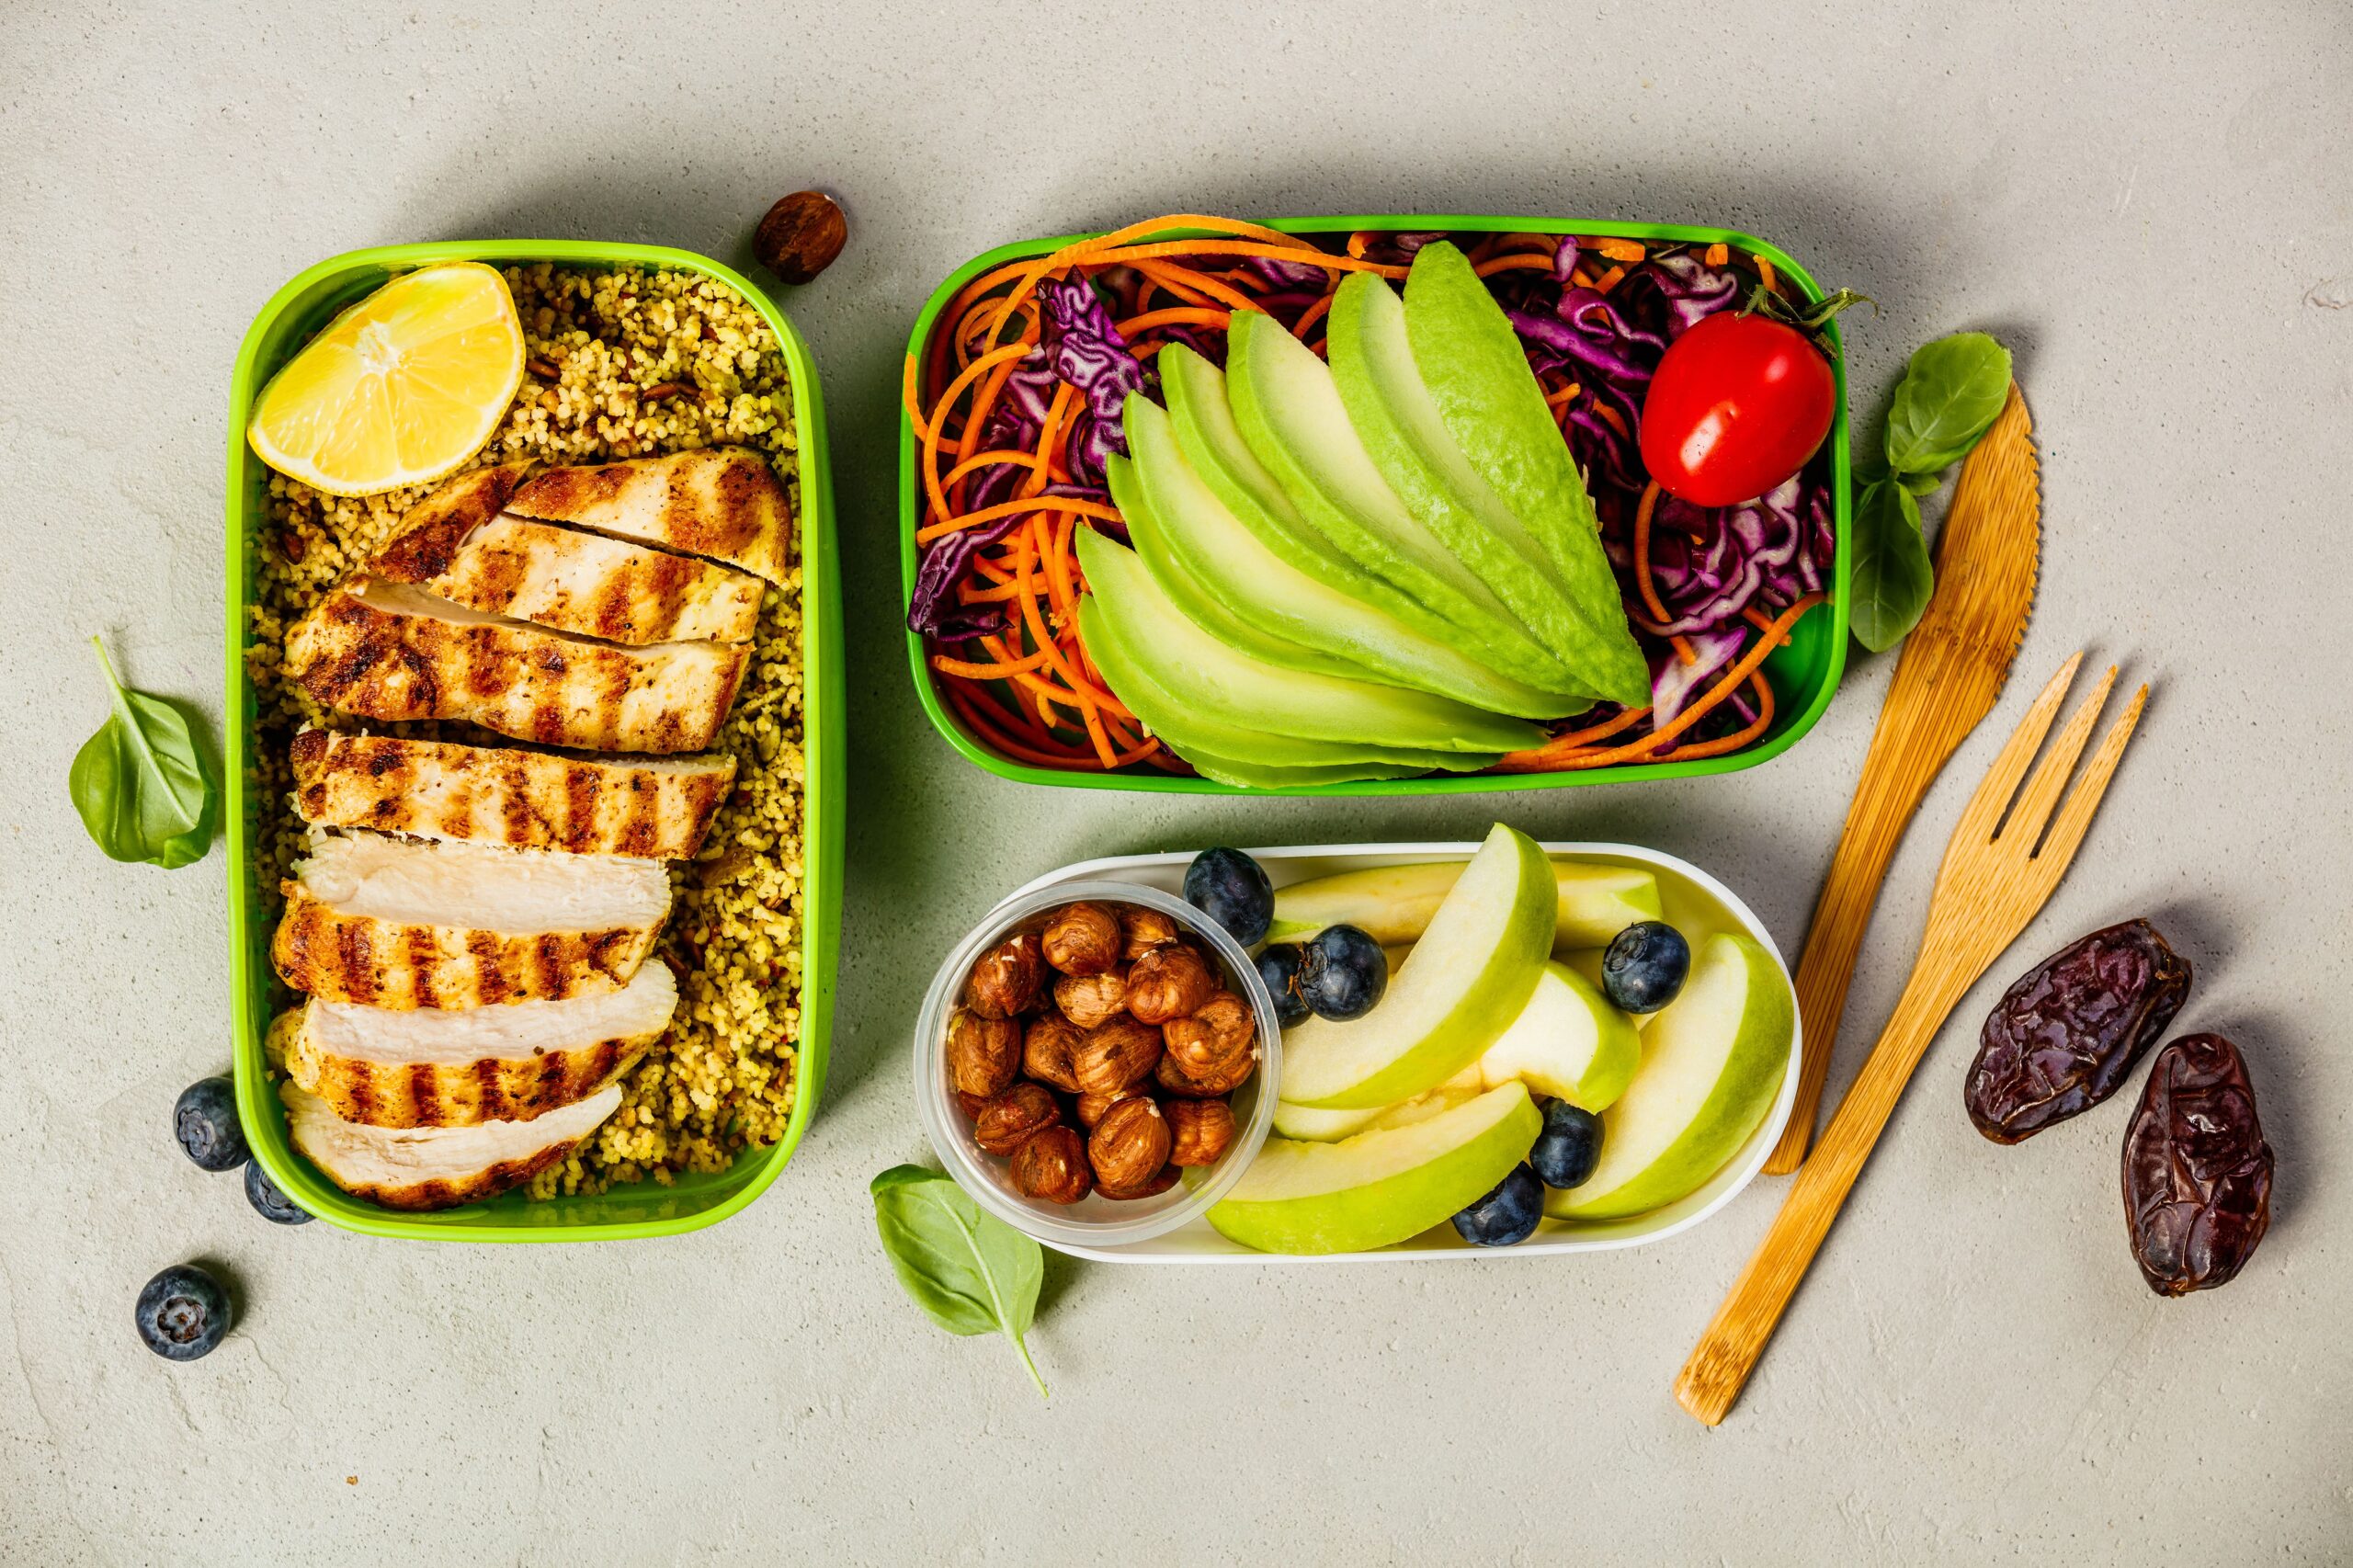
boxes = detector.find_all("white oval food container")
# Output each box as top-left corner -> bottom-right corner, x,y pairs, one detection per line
994,840 -> 1801,1265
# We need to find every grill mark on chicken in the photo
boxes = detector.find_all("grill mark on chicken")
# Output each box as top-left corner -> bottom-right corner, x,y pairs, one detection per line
506,448 -> 792,585
272,887 -> 651,1009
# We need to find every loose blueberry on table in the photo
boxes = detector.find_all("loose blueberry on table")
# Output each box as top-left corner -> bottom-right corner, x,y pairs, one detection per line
1601,920 -> 1691,1014
245,1161 -> 313,1225
134,1264 -> 232,1361
1297,924 -> 1388,1022
1452,1164 -> 1545,1247
1529,1098 -> 1604,1190
1183,847 -> 1274,947
174,1075 -> 247,1172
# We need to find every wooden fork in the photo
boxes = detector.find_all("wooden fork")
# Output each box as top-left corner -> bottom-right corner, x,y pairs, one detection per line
1674,652 -> 2148,1426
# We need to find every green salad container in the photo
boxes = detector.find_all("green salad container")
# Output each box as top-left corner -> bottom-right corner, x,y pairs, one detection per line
899,215 -> 1849,795
225,241 -> 844,1242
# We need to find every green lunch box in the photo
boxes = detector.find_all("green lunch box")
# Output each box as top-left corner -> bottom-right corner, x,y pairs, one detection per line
225,241 -> 844,1242
899,215 -> 1849,796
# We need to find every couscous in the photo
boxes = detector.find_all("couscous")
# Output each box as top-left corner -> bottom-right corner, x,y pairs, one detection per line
245,263 -> 808,1198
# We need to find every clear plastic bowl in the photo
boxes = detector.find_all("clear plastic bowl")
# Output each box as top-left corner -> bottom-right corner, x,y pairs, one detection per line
912,880 -> 1281,1250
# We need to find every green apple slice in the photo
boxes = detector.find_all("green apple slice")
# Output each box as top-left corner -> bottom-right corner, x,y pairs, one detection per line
1478,960 -> 1642,1111
1326,271 -> 1649,707
1400,242 -> 1647,702
1222,311 -> 1585,695
1145,359 -> 1586,719
1272,1064 -> 1484,1142
1210,1082 -> 1542,1254
1548,932 -> 1795,1221
1278,824 -> 1555,1109
1074,528 -> 1542,755
1267,858 -> 1663,949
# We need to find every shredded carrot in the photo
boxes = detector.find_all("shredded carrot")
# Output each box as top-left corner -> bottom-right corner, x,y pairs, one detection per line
1632,481 -> 1674,626
1593,264 -> 1628,293
1129,258 -> 1261,314
1592,401 -> 1630,439
932,643 -> 1052,680
1652,671 -> 1775,761
1292,290 -> 1336,339
1590,236 -> 1648,263
1670,634 -> 1699,666
1346,232 -> 1372,258
1473,253 -> 1558,278
915,493 -> 1120,546
901,353 -> 931,442
1703,242 -> 1730,267
1756,256 -> 1779,293
1744,604 -> 1792,646
921,343 -> 1032,522
1117,307 -> 1233,335
1543,382 -> 1583,409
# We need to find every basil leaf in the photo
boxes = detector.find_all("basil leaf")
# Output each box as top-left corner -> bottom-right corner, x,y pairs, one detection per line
870,1165 -> 1048,1398
71,638 -> 215,868
1849,479 -> 1934,653
1899,472 -> 1943,499
1884,332 -> 2012,476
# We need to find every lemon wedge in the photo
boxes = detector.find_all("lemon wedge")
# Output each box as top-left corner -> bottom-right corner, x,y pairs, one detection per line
248,262 -> 525,496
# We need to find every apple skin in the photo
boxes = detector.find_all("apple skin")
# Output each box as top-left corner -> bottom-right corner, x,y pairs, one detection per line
1209,1083 -> 1542,1255
1267,858 -> 1662,949
1478,960 -> 1642,1112
1278,824 -> 1556,1110
1272,1064 -> 1483,1143
1547,932 -> 1794,1222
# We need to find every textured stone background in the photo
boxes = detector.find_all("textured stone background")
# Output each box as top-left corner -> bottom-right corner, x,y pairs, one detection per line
2,2 -> 2347,1562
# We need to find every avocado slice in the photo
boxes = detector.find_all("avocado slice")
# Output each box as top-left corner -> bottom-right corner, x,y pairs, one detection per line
1131,374 -> 1586,719
1074,527 -> 1541,756
1327,272 -> 1650,707
1179,748 -> 1438,790
1402,243 -> 1647,700
1222,312 -> 1586,696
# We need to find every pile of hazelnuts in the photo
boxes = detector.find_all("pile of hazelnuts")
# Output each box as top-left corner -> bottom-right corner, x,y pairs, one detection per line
949,899 -> 1257,1204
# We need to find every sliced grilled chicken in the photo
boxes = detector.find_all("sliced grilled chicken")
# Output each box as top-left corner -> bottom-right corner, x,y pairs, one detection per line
282,1078 -> 623,1210
290,728 -> 734,859
370,464 -> 764,644
271,829 -> 672,1009
284,575 -> 747,754
282,960 -> 673,1128
508,446 -> 793,585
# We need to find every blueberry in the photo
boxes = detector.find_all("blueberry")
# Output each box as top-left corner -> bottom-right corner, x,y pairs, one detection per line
1529,1098 -> 1605,1189
1298,924 -> 1387,1021
1451,1164 -> 1543,1246
1601,920 -> 1690,1014
1184,847 -> 1273,946
174,1076 -> 247,1172
1256,943 -> 1311,1028
135,1265 -> 232,1360
244,1161 -> 313,1225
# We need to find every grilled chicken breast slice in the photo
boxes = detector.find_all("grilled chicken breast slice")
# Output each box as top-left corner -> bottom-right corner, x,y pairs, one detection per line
370,464 -> 765,644
283,960 -> 674,1128
290,728 -> 734,859
285,576 -> 747,754
508,446 -> 793,585
271,829 -> 672,1009
282,1079 -> 623,1210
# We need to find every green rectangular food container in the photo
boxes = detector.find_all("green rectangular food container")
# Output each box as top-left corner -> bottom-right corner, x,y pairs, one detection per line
226,241 -> 844,1242
899,215 -> 1849,795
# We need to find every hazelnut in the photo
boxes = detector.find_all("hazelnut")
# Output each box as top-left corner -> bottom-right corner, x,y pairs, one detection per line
945,1010 -> 1021,1099
1009,1125 -> 1091,1204
1041,902 -> 1123,976
964,934 -> 1043,1019
1127,944 -> 1217,1026
973,1082 -> 1061,1155
1156,1041 -> 1257,1096
1120,905 -> 1181,961
1164,1098 -> 1236,1165
1098,1162 -> 1182,1201
1022,1014 -> 1085,1094
753,189 -> 847,285
1074,1083 -> 1148,1129
1087,1096 -> 1172,1192
1073,1017 -> 1164,1096
1053,970 -> 1128,1031
1164,992 -> 1256,1075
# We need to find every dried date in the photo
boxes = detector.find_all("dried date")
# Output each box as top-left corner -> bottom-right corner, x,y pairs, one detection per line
1964,919 -> 2190,1143
2123,1033 -> 2273,1297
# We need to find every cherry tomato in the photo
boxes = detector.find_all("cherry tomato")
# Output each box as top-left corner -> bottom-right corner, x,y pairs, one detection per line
1638,312 -> 1837,507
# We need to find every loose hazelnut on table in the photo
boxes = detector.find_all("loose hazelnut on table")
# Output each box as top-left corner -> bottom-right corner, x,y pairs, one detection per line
1072,1017 -> 1164,1096
1010,1125 -> 1092,1205
1088,1096 -> 1173,1193
1120,906 -> 1181,961
1126,944 -> 1216,1026
1053,970 -> 1129,1032
1164,992 -> 1256,1075
972,1082 -> 1062,1156
1164,1098 -> 1235,1166
965,934 -> 1043,1019
1023,1014 -> 1086,1094
1041,902 -> 1123,976
946,1010 -> 1021,1099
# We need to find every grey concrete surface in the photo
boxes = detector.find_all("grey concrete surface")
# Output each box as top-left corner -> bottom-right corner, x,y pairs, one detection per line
3,1 -> 2348,1562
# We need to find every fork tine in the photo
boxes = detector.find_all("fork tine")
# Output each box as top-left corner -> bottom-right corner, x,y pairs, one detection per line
2002,664 -> 2118,846
2034,684 -> 2150,873
1952,651 -> 2084,844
